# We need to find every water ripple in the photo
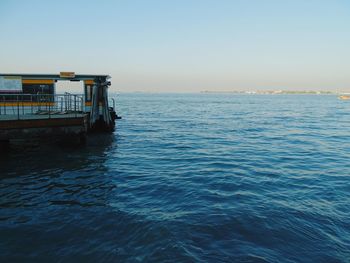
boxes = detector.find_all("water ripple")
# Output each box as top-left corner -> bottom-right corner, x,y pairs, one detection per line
1,94 -> 350,262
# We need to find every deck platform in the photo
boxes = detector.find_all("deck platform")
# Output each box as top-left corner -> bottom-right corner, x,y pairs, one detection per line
0,113 -> 88,141
0,112 -> 85,121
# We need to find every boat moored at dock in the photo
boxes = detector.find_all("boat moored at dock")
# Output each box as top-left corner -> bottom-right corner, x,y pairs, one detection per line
0,72 -> 119,143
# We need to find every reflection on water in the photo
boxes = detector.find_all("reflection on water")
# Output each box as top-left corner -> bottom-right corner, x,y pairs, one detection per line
1,94 -> 350,262
1,135 -> 116,209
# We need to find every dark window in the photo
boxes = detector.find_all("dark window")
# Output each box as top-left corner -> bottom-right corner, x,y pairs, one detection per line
22,84 -> 54,95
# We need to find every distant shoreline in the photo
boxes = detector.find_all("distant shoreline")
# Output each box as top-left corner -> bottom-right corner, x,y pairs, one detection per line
200,90 -> 345,95
111,91 -> 349,95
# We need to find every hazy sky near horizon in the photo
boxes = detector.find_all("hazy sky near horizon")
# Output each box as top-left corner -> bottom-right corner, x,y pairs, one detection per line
1,0 -> 350,92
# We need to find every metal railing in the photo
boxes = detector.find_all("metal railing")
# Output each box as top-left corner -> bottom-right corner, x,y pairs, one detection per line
109,98 -> 115,110
0,93 -> 84,120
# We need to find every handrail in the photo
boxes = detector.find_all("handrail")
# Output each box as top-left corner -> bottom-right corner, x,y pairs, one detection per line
0,93 -> 85,120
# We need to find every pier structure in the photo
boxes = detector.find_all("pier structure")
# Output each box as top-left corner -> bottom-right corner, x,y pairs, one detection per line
0,72 -> 118,143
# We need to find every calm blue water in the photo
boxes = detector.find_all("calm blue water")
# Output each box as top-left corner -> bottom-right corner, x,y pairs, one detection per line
1,94 -> 350,262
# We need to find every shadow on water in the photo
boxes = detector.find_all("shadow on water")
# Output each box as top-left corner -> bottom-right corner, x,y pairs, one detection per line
0,134 -> 115,177
0,134 -> 125,261
0,134 -> 195,262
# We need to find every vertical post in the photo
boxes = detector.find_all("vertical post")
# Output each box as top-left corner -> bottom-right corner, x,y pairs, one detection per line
22,95 -> 24,115
48,95 -> 51,119
17,95 -> 19,120
31,95 -> 33,114
38,94 -> 41,112
69,94 -> 71,110
74,95 -> 77,117
90,80 -> 99,128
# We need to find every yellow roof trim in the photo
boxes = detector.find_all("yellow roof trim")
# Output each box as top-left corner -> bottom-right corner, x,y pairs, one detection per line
22,79 -> 54,84
84,80 -> 94,85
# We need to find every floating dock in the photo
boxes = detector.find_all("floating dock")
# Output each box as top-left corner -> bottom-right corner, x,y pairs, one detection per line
0,72 -> 118,144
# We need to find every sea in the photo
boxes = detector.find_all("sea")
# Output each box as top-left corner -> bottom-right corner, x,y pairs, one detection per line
1,93 -> 350,262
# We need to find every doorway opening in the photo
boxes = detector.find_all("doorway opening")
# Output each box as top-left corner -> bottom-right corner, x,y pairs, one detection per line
55,80 -> 84,95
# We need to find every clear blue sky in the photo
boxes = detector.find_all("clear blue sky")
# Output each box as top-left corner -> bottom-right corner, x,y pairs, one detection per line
1,0 -> 349,92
